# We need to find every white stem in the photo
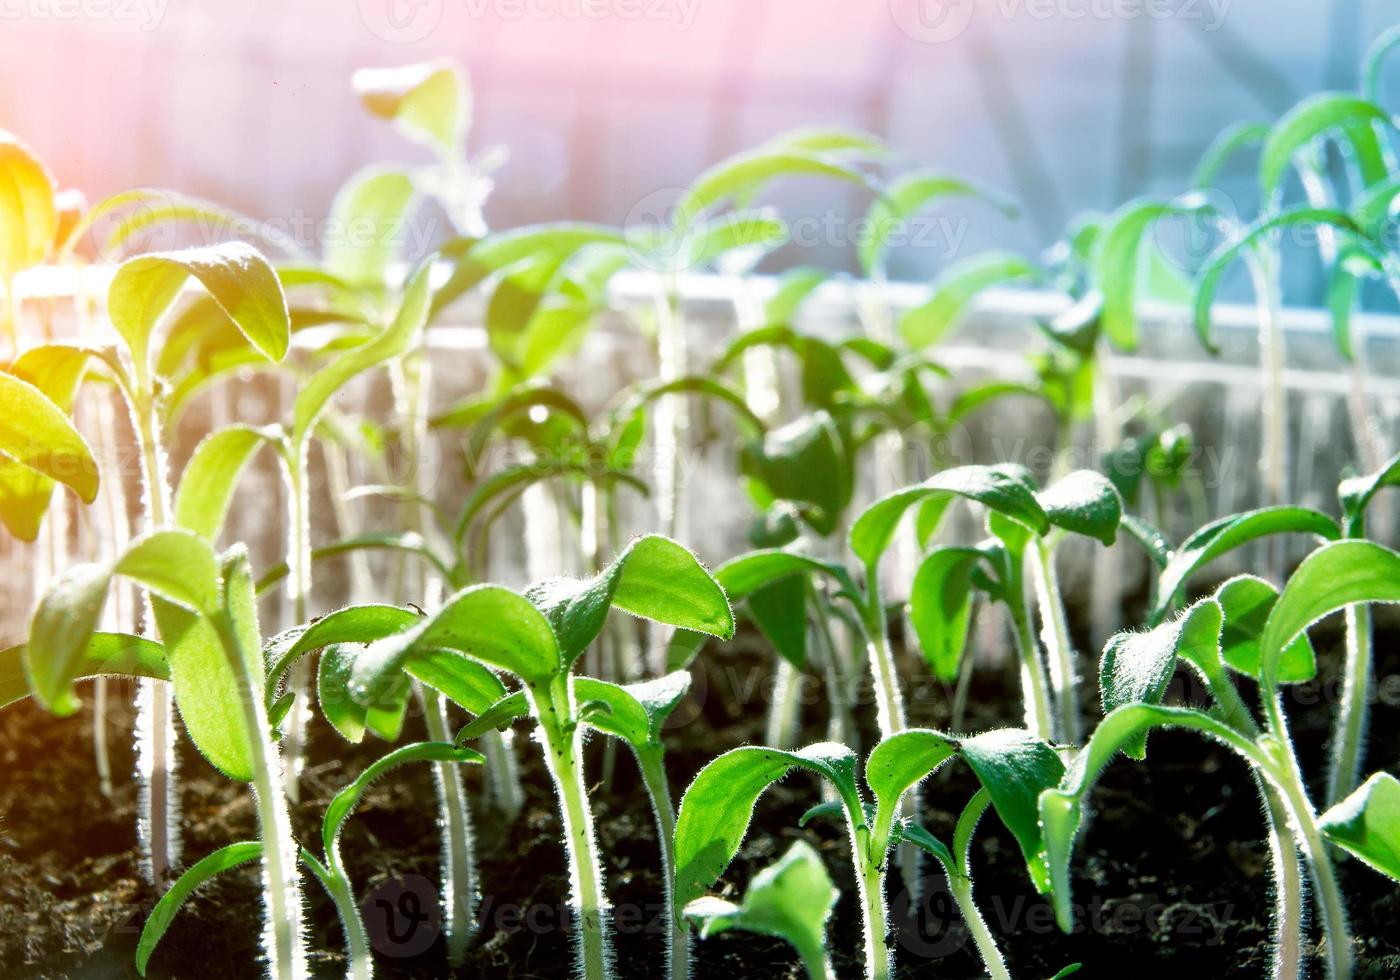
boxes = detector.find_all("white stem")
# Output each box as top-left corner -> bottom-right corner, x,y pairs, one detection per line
1031,539 -> 1080,745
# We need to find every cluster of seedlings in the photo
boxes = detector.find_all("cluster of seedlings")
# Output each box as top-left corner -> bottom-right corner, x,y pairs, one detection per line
1,32 -> 1399,980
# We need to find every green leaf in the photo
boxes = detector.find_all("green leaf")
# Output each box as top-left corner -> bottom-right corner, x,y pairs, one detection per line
685,208 -> 789,270
1151,506 -> 1340,622
674,742 -> 858,911
1120,515 -> 1171,570
683,840 -> 838,980
850,464 -> 1048,568
136,842 -> 264,976
322,741 -> 482,862
900,251 -> 1038,350
744,576 -> 808,670
1319,772 -> 1400,882
1259,94 -> 1394,205
740,412 -> 851,536
174,425 -> 281,542
1036,470 -> 1123,546
562,672 -> 692,750
354,61 -> 468,157
526,534 -> 734,668
675,149 -> 879,235
351,585 -> 560,697
716,549 -> 858,603
1,632 -> 167,710
266,605 -> 419,693
293,256 -> 435,446
1214,576 -> 1316,683
0,345 -> 97,540
108,242 -> 290,371
860,170 -> 1015,276
1094,198 -> 1209,351
866,728 -> 1064,891
0,131 -> 57,281
1099,600 -> 1224,758
25,562 -> 114,714
117,530 -> 221,613
1260,541 -> 1400,687
323,167 -> 417,288
1038,703 -> 1260,932
0,370 -> 99,513
1192,208 -> 1374,354
404,650 -> 509,718
909,547 -> 983,681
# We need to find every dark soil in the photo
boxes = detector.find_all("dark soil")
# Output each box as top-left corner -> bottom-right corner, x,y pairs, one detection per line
2,607 -> 1398,979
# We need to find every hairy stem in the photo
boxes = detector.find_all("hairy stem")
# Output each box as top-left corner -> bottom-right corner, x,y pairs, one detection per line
280,455 -> 313,804
636,745 -> 689,980
480,728 -> 525,818
1327,603 -> 1373,808
1005,591 -> 1055,744
211,610 -> 307,980
305,850 -> 371,980
764,657 -> 803,749
529,673 -> 614,980
1031,539 -> 1080,745
131,384 -> 180,885
852,823 -> 891,980
420,686 -> 478,964
653,275 -> 688,541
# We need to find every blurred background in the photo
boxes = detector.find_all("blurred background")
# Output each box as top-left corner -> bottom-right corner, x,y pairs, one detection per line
4,0 -> 1400,295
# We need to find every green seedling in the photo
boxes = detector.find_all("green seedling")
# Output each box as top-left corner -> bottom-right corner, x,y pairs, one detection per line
1039,539 -> 1400,980
673,728 -> 1064,980
336,534 -> 733,980
458,670 -> 696,980
25,533 -> 305,977
683,840 -> 839,980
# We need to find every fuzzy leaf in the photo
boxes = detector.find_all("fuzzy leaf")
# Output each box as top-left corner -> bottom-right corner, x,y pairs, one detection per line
323,167 -> 417,287
322,741 -> 482,860
1,632 -> 167,710
740,412 -> 851,537
1260,541 -> 1400,687
293,256 -> 434,446
1036,470 -> 1122,546
1259,94 -> 1393,204
354,61 -> 468,157
1039,704 -> 1259,932
860,170 -> 1014,276
909,547 -> 983,681
683,840 -> 837,980
1319,772 -> 1400,882
1152,506 -> 1340,622
1339,451 -> 1400,535
351,585 -> 560,698
674,743 -> 858,911
108,243 -> 290,371
850,464 -> 1048,568
174,425 -> 281,542
527,535 -> 734,668
0,371 -> 99,510
1214,576 -> 1316,683
136,842 -> 264,976
1099,600 -> 1224,758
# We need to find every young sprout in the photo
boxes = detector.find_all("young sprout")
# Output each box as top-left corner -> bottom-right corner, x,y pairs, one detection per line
858,463 -> 1124,744
683,840 -> 839,980
28,534 -> 306,978
12,241 -> 290,885
1040,539 -> 1400,980
345,534 -> 733,980
459,670 -> 697,980
299,741 -> 484,980
673,728 -> 1063,980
